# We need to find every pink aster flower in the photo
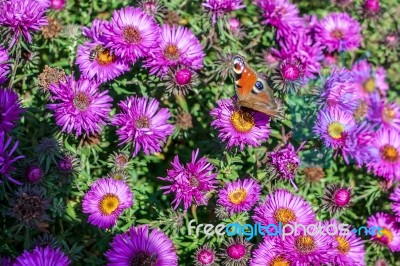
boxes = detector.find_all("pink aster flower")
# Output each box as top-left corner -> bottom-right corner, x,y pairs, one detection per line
256,0 -> 303,39
271,58 -> 305,93
0,46 -> 9,85
0,89 -> 24,133
252,189 -> 315,232
220,237 -> 252,266
145,24 -> 205,76
363,0 -> 380,16
47,76 -> 113,137
0,132 -> 24,185
82,19 -> 109,43
321,184 -> 352,214
159,149 -> 218,212
76,42 -> 130,83
250,237 -> 293,266
390,187 -> 400,223
217,178 -> 261,214
105,225 -> 178,266
366,128 -> 400,180
0,0 -> 48,46
14,246 -> 71,266
102,7 -> 159,62
112,96 -> 174,157
82,177 -> 133,229
368,99 -> 400,131
202,0 -> 245,25
367,212 -> 400,252
316,12 -> 362,52
210,98 -> 271,150
352,60 -> 389,100
193,244 -> 219,266
50,0 -> 65,10
314,107 -> 356,150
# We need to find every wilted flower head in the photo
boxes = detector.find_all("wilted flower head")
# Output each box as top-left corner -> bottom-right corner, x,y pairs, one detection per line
112,96 -> 174,157
38,65 -> 66,92
210,98 -> 271,150
34,137 -> 62,166
0,132 -> 24,185
159,149 -> 218,211
41,17 -> 62,39
105,225 -> 178,265
145,24 -> 205,76
193,244 -> 218,266
316,12 -> 362,52
0,88 -> 23,133
139,0 -> 164,18
202,0 -> 245,25
108,150 -> 131,171
321,184 -> 352,214
0,0 -> 48,45
8,185 -> 51,231
302,166 -> 325,183
47,76 -> 113,137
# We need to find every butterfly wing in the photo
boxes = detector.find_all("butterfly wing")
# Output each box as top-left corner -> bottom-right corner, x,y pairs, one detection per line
232,54 -> 284,120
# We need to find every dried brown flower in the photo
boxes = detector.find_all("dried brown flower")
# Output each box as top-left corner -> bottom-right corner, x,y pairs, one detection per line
38,65 -> 66,91
41,17 -> 62,39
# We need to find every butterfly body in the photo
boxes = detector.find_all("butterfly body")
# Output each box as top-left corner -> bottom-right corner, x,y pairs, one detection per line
232,54 -> 284,120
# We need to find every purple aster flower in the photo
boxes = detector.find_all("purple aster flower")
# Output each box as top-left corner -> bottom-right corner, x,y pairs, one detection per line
0,256 -> 14,266
250,237 -> 293,266
112,96 -> 174,157
210,98 -> 271,150
0,0 -> 48,46
352,60 -> 389,100
256,0 -> 304,39
82,177 -> 133,229
268,143 -> 301,189
252,189 -> 315,232
220,237 -> 252,266
50,0 -> 65,10
367,212 -> 400,252
319,68 -> 359,114
0,132 -> 24,185
82,19 -> 110,43
159,149 -> 218,211
217,178 -> 261,214
0,89 -> 23,133
193,244 -> 219,266
145,24 -> 205,76
47,76 -> 113,137
272,31 -> 323,80
14,246 -> 70,266
390,187 -> 400,223
313,107 -> 356,150
76,42 -> 130,83
102,7 -> 159,62
202,0 -> 245,25
0,46 -> 9,85
316,12 -> 362,52
105,225 -> 178,266
227,17 -> 243,37
368,98 -> 400,131
366,128 -> 400,180
271,58 -> 305,93
163,67 -> 198,95
363,0 -> 380,16
321,184 -> 352,214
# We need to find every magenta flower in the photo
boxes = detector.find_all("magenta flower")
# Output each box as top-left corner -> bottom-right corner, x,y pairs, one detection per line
50,0 -> 65,10
368,99 -> 400,131
76,42 -> 130,83
321,184 -> 352,214
0,46 -> 9,85
14,246 -> 70,266
193,244 -> 218,266
271,58 -> 305,93
0,89 -> 23,133
256,0 -> 303,39
252,189 -> 315,231
217,178 -> 261,214
159,149 -> 218,212
316,12 -> 362,52
145,24 -> 205,76
220,237 -> 252,266
250,237 -> 292,266
47,76 -> 113,137
366,128 -> 400,180
112,96 -> 174,156
367,212 -> 400,252
210,98 -> 271,150
0,132 -> 24,185
390,187 -> 400,223
82,178 -> 133,229
105,225 -> 178,266
102,7 -> 159,62
82,19 -> 110,43
202,0 -> 245,25
0,0 -> 48,45
314,107 -> 356,150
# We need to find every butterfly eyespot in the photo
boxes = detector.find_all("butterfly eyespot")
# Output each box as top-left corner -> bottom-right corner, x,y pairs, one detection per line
255,81 -> 264,91
233,56 -> 244,74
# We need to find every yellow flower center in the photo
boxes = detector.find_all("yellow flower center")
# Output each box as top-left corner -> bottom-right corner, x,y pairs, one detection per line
383,106 -> 396,122
96,49 -> 115,66
164,44 -> 180,60
99,194 -> 120,215
363,78 -> 376,93
295,235 -> 316,254
328,122 -> 344,139
381,144 -> 399,162
73,91 -> 90,111
274,208 -> 296,224
123,26 -> 141,43
336,236 -> 350,254
377,227 -> 393,243
331,28 -> 344,39
270,255 -> 291,266
230,111 -> 255,133
228,188 -> 247,205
